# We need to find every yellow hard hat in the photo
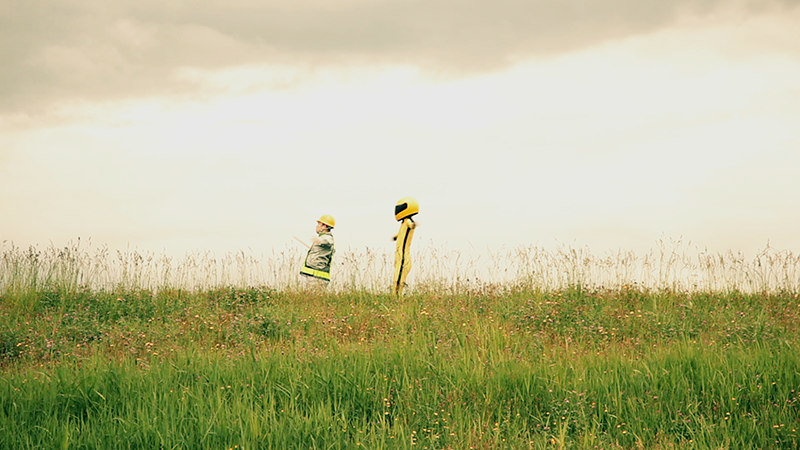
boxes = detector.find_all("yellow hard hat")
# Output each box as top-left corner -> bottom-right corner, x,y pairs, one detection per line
317,214 -> 335,228
394,197 -> 419,221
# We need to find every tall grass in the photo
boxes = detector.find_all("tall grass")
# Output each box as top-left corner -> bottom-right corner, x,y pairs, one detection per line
2,340 -> 798,449
2,238 -> 800,295
2,239 -> 800,448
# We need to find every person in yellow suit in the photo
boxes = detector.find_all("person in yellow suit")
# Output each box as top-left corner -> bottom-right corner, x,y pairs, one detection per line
393,197 -> 419,295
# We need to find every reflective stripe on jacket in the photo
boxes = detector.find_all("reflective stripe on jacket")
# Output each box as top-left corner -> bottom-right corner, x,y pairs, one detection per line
300,266 -> 331,281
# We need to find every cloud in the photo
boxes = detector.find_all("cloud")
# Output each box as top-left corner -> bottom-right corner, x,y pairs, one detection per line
3,0 -> 797,115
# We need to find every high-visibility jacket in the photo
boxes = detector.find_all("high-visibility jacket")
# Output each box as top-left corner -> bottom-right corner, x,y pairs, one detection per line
393,218 -> 416,295
300,232 -> 335,281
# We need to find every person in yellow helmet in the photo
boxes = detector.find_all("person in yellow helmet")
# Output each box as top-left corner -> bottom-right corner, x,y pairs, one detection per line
393,197 -> 418,296
300,215 -> 336,285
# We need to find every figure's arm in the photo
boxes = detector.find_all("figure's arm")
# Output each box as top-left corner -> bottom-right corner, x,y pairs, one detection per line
393,218 -> 418,241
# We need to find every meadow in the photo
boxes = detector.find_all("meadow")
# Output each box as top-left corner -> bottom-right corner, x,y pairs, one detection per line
1,240 -> 799,449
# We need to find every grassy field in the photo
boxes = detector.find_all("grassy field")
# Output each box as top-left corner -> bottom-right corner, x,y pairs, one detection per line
1,242 -> 800,449
1,283 -> 799,449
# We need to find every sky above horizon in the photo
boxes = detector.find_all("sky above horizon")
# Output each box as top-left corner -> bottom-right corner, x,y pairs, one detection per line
1,0 -> 799,259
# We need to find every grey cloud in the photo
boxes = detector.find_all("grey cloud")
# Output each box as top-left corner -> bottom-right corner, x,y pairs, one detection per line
0,0 -> 793,114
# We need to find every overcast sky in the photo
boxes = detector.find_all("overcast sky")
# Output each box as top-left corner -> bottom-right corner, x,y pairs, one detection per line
1,0 -> 799,259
